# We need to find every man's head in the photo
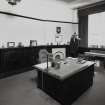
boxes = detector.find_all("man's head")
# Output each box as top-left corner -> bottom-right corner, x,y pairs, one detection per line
72,32 -> 77,38
72,33 -> 81,40
74,32 -> 76,35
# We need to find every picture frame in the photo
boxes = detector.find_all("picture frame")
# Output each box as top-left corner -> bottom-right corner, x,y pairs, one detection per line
30,40 -> 37,47
7,42 -> 15,48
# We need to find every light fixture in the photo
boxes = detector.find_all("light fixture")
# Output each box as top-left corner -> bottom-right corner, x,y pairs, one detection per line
6,0 -> 21,5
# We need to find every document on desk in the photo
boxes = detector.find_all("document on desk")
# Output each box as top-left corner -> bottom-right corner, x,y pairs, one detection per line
34,62 -> 51,71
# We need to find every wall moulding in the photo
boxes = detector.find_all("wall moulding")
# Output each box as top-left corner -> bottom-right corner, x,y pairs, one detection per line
0,11 -> 79,24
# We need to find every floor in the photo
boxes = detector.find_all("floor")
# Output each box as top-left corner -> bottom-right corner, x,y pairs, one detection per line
0,65 -> 105,105
73,68 -> 105,105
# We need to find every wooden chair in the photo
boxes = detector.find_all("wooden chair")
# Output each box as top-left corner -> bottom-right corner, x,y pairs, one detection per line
38,49 -> 53,63
38,49 -> 48,63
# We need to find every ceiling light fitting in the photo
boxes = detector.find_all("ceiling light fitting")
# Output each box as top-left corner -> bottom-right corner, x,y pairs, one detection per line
6,0 -> 21,5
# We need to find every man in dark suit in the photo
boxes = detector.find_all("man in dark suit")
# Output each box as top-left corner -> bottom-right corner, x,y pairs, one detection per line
69,32 -> 80,58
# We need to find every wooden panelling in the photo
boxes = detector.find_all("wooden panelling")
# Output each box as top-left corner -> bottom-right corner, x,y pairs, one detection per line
0,45 -> 71,78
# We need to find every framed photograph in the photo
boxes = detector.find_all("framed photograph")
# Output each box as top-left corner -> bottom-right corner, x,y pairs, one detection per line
7,42 -> 15,48
30,40 -> 37,47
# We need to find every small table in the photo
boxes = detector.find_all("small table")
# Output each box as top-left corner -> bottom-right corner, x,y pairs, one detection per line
85,52 -> 105,67
85,52 -> 105,58
34,58 -> 94,105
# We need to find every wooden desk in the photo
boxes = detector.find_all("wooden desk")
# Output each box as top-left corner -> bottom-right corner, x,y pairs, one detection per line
34,58 -> 94,105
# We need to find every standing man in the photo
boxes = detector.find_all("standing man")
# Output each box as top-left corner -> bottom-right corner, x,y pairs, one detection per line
69,32 -> 80,58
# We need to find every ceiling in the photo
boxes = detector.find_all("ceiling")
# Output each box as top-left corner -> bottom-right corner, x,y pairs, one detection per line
56,0 -> 105,8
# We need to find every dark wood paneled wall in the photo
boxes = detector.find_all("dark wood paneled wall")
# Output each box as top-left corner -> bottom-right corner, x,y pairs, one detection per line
0,45 -> 104,78
0,45 -> 71,78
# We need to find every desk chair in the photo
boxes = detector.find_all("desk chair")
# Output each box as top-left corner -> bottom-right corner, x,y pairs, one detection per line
32,49 -> 48,83
38,49 -> 53,63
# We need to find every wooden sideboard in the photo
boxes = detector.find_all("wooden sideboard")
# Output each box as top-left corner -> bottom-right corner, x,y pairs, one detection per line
0,47 -> 37,78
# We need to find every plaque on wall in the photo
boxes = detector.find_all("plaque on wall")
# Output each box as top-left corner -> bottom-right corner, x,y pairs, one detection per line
56,27 -> 61,34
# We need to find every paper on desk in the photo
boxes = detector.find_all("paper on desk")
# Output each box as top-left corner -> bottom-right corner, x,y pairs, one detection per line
34,62 -> 51,70
48,61 -> 92,80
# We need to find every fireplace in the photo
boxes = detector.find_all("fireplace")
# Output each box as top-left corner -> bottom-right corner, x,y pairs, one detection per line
52,48 -> 66,60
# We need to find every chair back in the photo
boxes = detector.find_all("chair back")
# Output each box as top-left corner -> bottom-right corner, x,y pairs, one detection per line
38,49 -> 48,63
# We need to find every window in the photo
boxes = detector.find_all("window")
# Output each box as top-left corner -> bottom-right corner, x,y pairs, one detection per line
88,12 -> 105,48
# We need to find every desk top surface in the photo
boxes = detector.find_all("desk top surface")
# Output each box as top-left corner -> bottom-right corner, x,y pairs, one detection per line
34,57 -> 94,80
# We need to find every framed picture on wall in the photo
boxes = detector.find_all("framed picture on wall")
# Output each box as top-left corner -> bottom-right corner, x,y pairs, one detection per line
7,42 -> 15,48
30,40 -> 37,47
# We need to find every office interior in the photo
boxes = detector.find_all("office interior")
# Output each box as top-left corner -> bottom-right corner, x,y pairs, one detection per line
0,0 -> 105,105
